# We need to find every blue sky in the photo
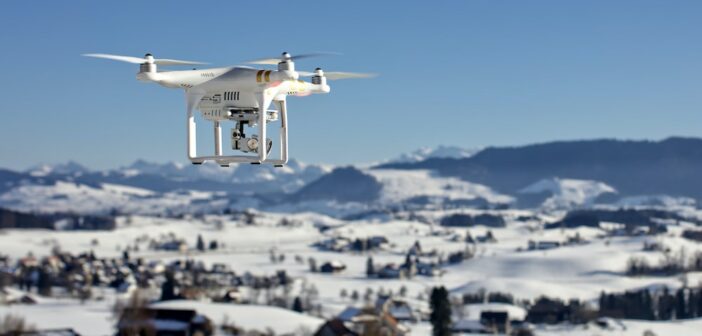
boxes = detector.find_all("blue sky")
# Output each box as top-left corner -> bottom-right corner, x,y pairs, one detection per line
0,1 -> 700,170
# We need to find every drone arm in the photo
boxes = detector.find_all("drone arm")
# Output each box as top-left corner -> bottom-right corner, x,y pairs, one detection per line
272,99 -> 289,165
256,92 -> 273,162
214,121 -> 222,156
185,89 -> 206,162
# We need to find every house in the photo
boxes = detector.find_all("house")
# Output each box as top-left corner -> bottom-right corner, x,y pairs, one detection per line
352,236 -> 390,252
416,262 -> 443,277
219,288 -> 243,303
315,237 -> 353,252
526,297 -> 569,324
481,311 -> 509,334
320,261 -> 347,273
368,236 -> 389,248
476,232 -> 497,243
376,264 -> 401,279
116,308 -> 213,336
376,296 -> 416,322
154,240 -> 188,252
338,306 -> 362,322
451,319 -> 490,334
350,309 -> 408,336
527,240 -> 561,251
314,319 -> 358,336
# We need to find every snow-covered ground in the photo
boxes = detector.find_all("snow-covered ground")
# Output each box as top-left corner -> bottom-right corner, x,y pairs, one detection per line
0,181 -> 223,215
367,169 -> 513,205
519,177 -> 616,210
2,160 -> 702,335
537,318 -> 702,336
2,206 -> 702,334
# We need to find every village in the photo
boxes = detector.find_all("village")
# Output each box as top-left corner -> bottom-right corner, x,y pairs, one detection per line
1,204 -> 702,335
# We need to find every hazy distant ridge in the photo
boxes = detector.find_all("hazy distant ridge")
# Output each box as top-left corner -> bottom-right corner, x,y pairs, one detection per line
378,137 -> 702,200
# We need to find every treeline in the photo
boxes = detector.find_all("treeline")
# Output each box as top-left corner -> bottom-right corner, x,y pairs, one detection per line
626,251 -> 702,276
600,287 -> 702,320
0,207 -> 115,231
463,291 -> 515,305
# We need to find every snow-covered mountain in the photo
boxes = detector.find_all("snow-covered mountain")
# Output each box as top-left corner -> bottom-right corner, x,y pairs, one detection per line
114,158 -> 330,191
2,140 -> 702,216
27,161 -> 90,177
367,169 -> 512,205
271,167 -> 514,217
519,177 -> 616,210
380,137 -> 702,201
387,145 -> 480,164
0,158 -> 332,215
0,181 -> 221,216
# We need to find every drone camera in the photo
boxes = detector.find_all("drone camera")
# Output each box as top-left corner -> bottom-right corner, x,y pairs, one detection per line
231,130 -> 272,155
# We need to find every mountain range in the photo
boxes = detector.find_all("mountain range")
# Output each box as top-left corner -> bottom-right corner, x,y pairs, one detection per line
0,137 -> 700,216
379,137 -> 702,200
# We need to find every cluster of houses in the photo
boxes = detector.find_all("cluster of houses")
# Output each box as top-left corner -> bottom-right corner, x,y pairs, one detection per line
0,248 -> 296,307
314,235 -> 390,253
318,295 -> 416,336
313,239 -> 452,280
523,233 -> 588,252
116,307 -> 213,336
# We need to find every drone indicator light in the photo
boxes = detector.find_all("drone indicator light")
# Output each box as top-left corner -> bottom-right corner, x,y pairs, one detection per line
256,70 -> 264,83
264,70 -> 272,82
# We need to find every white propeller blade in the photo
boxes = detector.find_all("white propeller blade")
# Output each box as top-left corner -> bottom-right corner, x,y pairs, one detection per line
82,53 -> 145,64
298,71 -> 377,80
246,52 -> 340,65
82,53 -> 206,66
155,58 -> 207,66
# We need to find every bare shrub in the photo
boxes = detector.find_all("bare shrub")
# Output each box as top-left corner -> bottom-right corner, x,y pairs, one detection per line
0,314 -> 35,335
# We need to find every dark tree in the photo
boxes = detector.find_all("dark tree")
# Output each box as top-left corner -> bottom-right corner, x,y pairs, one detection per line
292,296 -> 304,312
465,231 -> 475,243
413,240 -> 422,253
485,230 -> 496,242
641,290 -> 655,320
430,286 -> 452,336
366,256 -> 375,277
659,287 -> 675,320
160,271 -> 177,301
209,240 -> 218,250
308,257 -> 318,273
196,234 -> 205,252
37,267 -> 52,297
675,288 -> 689,319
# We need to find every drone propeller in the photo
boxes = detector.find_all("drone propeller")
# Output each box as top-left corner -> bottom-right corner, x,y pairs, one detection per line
246,52 -> 340,65
298,69 -> 377,80
82,53 -> 207,66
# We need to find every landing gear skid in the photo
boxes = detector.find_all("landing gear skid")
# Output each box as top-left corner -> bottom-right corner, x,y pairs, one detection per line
185,90 -> 289,166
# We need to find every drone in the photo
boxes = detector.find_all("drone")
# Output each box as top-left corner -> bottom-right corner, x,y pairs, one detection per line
83,52 -> 373,167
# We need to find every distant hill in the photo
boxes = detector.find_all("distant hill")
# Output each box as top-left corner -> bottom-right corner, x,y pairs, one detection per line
8,159 -> 329,194
384,145 -> 480,164
289,167 -> 383,203
378,137 -> 702,200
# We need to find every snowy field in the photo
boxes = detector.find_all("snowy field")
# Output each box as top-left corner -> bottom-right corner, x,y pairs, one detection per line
2,207 -> 702,335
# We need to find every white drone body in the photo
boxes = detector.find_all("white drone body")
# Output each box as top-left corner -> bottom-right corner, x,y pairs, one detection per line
84,52 -> 372,167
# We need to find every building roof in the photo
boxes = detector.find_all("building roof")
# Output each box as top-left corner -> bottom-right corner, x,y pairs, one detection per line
337,306 -> 361,322
452,319 -> 489,332
314,319 -> 358,336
